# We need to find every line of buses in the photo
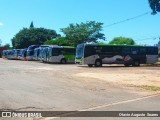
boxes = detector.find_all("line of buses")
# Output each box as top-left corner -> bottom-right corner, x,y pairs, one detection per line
2,44 -> 159,67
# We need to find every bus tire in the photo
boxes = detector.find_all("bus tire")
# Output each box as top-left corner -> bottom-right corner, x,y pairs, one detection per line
132,60 -> 140,67
124,64 -> 129,67
88,64 -> 93,67
95,59 -> 102,67
61,59 -> 66,64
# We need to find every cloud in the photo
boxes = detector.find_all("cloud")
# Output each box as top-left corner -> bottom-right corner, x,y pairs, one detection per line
0,22 -> 3,26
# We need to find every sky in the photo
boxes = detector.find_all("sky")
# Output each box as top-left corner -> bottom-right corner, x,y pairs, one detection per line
0,0 -> 160,46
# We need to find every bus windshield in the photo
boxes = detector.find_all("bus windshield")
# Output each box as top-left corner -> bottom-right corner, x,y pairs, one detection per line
76,44 -> 84,59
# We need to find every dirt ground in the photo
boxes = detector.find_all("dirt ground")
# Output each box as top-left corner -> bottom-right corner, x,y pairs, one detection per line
0,58 -> 160,120
1,58 -> 160,89
74,65 -> 160,88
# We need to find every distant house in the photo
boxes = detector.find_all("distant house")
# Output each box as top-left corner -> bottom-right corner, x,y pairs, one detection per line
0,47 -> 7,57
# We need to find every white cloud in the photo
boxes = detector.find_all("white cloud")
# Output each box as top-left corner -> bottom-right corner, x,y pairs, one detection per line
0,22 -> 3,26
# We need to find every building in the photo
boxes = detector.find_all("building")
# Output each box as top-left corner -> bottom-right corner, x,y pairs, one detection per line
0,47 -> 7,57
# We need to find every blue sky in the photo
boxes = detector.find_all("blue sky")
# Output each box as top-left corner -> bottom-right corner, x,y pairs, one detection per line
0,0 -> 160,46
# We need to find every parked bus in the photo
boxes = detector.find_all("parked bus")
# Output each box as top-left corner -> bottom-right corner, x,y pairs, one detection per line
2,50 -> 8,58
26,45 -> 39,60
37,45 -> 56,62
47,46 -> 75,64
18,49 -> 27,61
75,44 -> 159,67
38,47 -> 48,62
7,49 -> 20,60
33,47 -> 40,61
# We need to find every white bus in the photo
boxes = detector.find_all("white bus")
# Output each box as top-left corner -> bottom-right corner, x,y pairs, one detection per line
47,46 -> 75,64
76,44 -> 159,67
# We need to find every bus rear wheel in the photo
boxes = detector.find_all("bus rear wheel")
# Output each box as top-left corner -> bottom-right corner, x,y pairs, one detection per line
61,59 -> 66,64
132,60 -> 140,67
95,59 -> 102,67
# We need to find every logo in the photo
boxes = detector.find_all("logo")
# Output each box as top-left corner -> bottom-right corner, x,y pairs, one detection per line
2,112 -> 11,117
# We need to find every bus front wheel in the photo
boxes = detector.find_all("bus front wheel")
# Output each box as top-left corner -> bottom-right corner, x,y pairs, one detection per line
61,59 -> 66,64
88,64 -> 93,67
95,59 -> 102,67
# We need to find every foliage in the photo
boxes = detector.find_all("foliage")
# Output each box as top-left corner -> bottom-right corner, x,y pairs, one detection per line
3,43 -> 10,49
30,21 -> 34,28
148,0 -> 160,15
109,37 -> 135,45
44,37 -> 70,46
61,21 -> 106,46
11,28 -> 60,49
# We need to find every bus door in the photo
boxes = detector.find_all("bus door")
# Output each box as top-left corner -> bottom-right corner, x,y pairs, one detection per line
52,48 -> 64,63
146,47 -> 158,64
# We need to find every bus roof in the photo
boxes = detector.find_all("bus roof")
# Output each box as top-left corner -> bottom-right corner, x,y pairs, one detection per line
63,46 -> 75,48
48,46 -> 75,49
78,43 -> 157,48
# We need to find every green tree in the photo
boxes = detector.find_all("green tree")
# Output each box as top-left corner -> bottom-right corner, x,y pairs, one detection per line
44,37 -> 70,46
109,37 -> 135,45
11,28 -> 60,49
149,0 -> 160,15
3,43 -> 10,49
61,21 -> 105,46
30,21 -> 34,28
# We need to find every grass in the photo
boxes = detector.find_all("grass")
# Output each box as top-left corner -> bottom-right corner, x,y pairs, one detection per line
139,85 -> 160,91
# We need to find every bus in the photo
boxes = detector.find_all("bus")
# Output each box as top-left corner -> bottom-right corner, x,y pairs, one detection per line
37,45 -> 56,62
47,46 -> 75,64
33,47 -> 40,61
26,45 -> 39,60
7,49 -> 20,60
75,44 -> 159,67
18,49 -> 27,61
2,50 -> 8,58
39,47 -> 48,62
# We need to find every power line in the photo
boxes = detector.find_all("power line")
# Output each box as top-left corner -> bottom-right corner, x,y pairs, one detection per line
135,36 -> 160,41
104,12 -> 150,28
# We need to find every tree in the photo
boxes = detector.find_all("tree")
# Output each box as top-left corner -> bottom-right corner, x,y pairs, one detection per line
30,21 -> 34,28
3,43 -> 10,49
61,21 -> 106,46
44,37 -> 70,46
109,37 -> 135,45
11,28 -> 60,49
149,0 -> 160,15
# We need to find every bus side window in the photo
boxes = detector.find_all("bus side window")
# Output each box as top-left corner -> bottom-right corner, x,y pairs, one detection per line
64,48 -> 75,54
114,47 -> 122,55
139,48 -> 146,55
101,46 -> 113,55
95,47 -> 102,54
52,49 -> 60,56
131,47 -> 139,55
122,47 -> 131,55
146,47 -> 158,55
85,46 -> 95,57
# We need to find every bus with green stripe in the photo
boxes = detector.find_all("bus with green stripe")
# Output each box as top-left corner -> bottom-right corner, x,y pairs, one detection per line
75,43 -> 158,67
47,46 -> 76,64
